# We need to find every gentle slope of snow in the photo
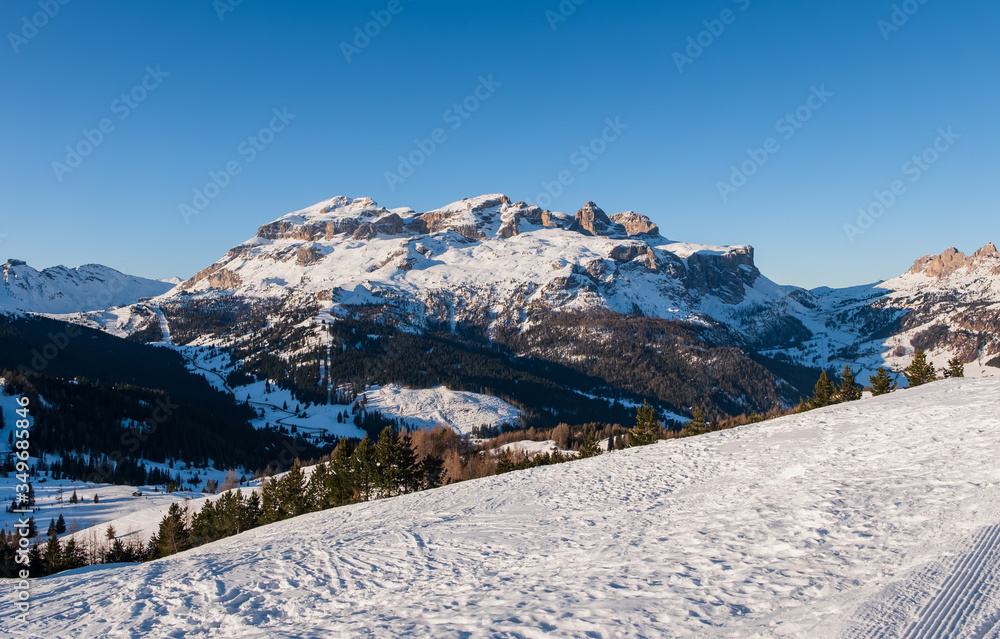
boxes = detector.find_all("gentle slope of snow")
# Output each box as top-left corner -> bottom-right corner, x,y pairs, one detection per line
4,378 -> 1000,637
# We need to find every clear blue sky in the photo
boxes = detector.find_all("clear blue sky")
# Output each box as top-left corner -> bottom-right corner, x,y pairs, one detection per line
1,0 -> 997,288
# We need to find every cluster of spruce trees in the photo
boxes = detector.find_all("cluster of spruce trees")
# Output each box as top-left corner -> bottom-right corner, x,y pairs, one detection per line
803,350 -> 965,408
800,365 -> 864,411
11,425 -> 449,574
146,424 -> 447,560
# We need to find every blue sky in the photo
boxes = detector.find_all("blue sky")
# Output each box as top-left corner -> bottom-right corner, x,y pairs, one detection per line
1,0 -> 997,288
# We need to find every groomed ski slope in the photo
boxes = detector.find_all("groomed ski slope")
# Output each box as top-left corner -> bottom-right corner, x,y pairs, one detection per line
4,378 -> 1000,638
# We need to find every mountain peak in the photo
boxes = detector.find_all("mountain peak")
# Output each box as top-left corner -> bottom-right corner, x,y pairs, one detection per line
973,242 -> 998,259
908,244 -> 1000,279
569,202 -> 613,236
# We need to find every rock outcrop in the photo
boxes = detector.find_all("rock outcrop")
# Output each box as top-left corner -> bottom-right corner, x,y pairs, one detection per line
609,211 -> 659,237
569,202 -> 616,236
908,243 -> 1000,279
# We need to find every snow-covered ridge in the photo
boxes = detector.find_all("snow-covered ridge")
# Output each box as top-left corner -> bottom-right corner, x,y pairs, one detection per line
7,377 -> 1000,637
0,259 -> 175,315
171,193 -> 763,327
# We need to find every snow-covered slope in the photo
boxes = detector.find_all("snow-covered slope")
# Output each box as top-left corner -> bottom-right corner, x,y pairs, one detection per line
0,259 -> 174,314
362,383 -> 521,434
7,377 -> 1000,637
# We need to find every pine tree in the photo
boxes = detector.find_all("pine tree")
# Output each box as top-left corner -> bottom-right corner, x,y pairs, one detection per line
190,500 -> 221,546
904,349 -> 936,387
306,462 -> 333,511
279,461 -> 309,517
397,431 -> 420,495
374,426 -> 403,499
946,357 -> 965,378
105,538 -> 130,563
55,514 -> 66,535
105,524 -> 116,540
419,454 -> 446,490
327,441 -> 358,506
810,371 -> 836,408
47,518 -> 56,537
150,503 -> 191,559
352,435 -> 377,501
239,490 -> 262,531
495,449 -> 516,475
42,530 -> 62,575
69,490 -> 78,505
60,538 -> 85,571
870,366 -> 896,396
684,407 -> 709,437
258,476 -> 282,525
579,430 -> 603,458
629,402 -> 660,446
837,365 -> 862,402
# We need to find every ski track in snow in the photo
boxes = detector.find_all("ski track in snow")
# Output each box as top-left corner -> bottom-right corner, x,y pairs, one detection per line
3,378 -> 1000,638
845,523 -> 1000,639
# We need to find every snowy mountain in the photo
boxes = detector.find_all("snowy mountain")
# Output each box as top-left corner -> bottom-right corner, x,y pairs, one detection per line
0,259 -> 175,315
133,194 -> 995,422
5,377 -> 999,637
163,196 -> 1000,374
13,195 -> 996,425
170,194 -> 765,331
770,243 -> 1000,381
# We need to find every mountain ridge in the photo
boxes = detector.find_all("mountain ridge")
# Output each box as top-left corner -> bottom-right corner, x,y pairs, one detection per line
6,193 -> 998,424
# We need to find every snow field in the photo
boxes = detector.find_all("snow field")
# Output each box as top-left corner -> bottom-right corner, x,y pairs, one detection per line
3,378 -> 999,637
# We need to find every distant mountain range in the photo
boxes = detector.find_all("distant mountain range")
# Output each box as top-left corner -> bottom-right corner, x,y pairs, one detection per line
0,260 -> 175,314
4,194 -> 997,421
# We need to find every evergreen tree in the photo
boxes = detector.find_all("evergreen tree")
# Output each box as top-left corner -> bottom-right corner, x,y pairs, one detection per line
810,371 -> 836,408
258,476 -> 282,525
42,530 -> 61,575
419,454 -> 446,490
60,538 -> 85,572
149,503 -> 191,559
326,441 -> 358,506
494,449 -> 516,475
579,430 -> 603,458
55,514 -> 66,535
105,524 -> 116,540
904,349 -> 936,387
47,518 -> 56,537
278,460 -> 309,517
946,357 -> 965,378
69,489 -> 78,505
190,500 -> 221,545
374,426 -> 403,499
629,402 -> 660,446
684,407 -> 709,437
105,538 -> 132,563
397,431 -> 421,495
870,366 -> 896,396
837,365 -> 862,402
306,462 -> 334,511
352,435 -> 377,502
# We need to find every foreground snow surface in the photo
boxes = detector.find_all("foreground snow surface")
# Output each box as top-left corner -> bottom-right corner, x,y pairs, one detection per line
5,378 -> 1000,638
